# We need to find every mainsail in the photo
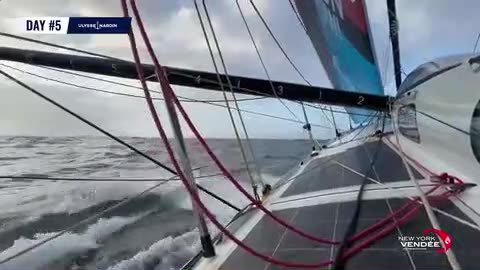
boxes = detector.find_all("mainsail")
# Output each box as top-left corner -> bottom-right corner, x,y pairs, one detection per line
294,0 -> 384,122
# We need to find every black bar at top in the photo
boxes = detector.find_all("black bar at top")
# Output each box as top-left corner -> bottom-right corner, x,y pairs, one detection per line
0,47 -> 389,111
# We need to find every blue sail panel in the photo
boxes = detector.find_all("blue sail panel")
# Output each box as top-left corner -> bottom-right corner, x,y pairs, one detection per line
295,0 -> 383,123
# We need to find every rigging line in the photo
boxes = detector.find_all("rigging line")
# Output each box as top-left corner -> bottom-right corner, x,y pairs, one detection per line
285,0 -> 335,127
0,63 -> 327,128
124,0 -> 222,255
323,106 -> 335,127
1,31 -> 304,106
330,106 -> 340,138
309,112 -> 377,155
1,30 -> 328,118
473,32 -> 480,53
249,0 -> 312,86
122,3 -> 334,267
275,117 -> 379,190
390,104 -> 462,270
0,32 -> 126,62
341,112 -> 378,143
288,0 -> 307,32
327,110 -> 379,148
200,0 -> 265,192
304,102 -> 387,118
0,68 -> 176,175
235,0 -> 316,149
234,0 -> 303,124
0,172 -> 224,182
366,142 -> 423,270
455,195 -> 480,221
0,67 -> 242,216
176,79 -> 435,262
41,61 -> 370,120
41,64 -> 270,104
192,0 -> 259,197
334,112 -> 386,270
416,110 -> 470,136
40,66 -> 267,103
333,160 -> 480,232
1,63 -> 264,103
317,104 -> 335,127
193,99 -> 329,128
167,67 -> 336,122
0,177 -> 172,265
300,101 -> 319,149
383,138 -> 480,230
0,30 -> 373,120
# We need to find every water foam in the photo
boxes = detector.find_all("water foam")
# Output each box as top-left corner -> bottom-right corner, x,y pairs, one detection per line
0,215 -> 143,270
107,230 -> 200,270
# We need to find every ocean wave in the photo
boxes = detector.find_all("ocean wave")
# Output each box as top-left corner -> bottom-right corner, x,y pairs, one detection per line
103,152 -> 138,159
0,136 -> 310,269
0,157 -> 30,161
14,143 -> 35,149
16,173 -> 50,178
35,151 -> 55,156
107,230 -> 199,270
0,215 -> 143,270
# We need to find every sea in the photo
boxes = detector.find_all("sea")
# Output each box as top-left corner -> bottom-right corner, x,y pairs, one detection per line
0,136 -> 316,270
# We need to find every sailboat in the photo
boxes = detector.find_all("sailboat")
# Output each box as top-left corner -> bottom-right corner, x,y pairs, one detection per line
0,0 -> 479,269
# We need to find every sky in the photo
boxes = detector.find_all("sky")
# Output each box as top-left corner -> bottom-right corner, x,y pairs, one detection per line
0,0 -> 479,139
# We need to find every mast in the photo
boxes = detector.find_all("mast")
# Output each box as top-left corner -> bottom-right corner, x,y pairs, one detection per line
0,47 -> 389,111
387,0 -> 402,89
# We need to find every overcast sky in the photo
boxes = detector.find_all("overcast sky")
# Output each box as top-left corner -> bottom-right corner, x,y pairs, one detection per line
0,0 -> 479,139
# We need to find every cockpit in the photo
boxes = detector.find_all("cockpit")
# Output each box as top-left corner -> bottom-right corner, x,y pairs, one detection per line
397,54 -> 475,95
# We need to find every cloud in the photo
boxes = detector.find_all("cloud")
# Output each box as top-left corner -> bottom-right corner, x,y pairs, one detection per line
0,0 -> 478,138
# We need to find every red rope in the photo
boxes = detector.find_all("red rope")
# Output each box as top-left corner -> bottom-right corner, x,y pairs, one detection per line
344,190 -> 453,259
123,0 -> 332,267
124,1 -> 460,267
126,0 -> 338,246
385,138 -> 464,184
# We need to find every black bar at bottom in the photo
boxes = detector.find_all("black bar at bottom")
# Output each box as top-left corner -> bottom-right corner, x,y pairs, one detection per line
0,47 -> 389,111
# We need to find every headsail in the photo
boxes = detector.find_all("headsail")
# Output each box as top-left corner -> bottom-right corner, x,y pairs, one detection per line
294,0 -> 384,123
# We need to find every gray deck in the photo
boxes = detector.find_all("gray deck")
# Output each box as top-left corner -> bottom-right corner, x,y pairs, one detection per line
221,199 -> 479,270
219,142 -> 480,270
282,141 -> 423,197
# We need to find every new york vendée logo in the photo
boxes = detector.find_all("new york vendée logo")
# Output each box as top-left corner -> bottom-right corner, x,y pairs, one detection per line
398,228 -> 452,253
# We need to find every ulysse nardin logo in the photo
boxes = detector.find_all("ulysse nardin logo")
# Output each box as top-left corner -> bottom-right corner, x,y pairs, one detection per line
398,229 -> 452,253
78,21 -> 118,30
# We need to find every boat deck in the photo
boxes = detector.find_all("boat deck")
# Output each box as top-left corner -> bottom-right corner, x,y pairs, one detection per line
194,138 -> 480,270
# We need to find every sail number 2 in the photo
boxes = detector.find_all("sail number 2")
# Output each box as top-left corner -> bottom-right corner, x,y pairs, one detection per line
357,95 -> 365,105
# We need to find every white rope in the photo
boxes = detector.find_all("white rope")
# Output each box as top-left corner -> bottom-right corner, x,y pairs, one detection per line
390,103 -> 462,270
192,0 -> 262,199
